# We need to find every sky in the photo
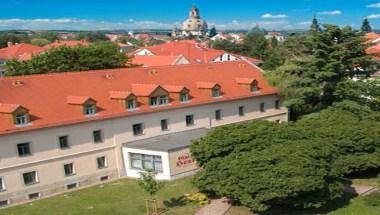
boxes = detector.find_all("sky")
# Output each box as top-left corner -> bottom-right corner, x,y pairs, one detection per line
1,0 -> 380,31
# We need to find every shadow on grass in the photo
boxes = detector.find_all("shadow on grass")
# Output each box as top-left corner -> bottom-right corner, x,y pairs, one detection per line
229,193 -> 357,215
163,196 -> 188,208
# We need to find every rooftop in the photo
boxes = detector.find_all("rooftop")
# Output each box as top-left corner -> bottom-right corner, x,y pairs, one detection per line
0,61 -> 277,135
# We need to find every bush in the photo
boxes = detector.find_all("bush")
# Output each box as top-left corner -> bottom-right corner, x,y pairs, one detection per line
185,192 -> 209,205
363,192 -> 380,207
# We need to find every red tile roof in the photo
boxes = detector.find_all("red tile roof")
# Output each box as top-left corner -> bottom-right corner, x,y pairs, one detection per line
366,32 -> 380,41
109,91 -> 134,99
135,40 -> 225,64
0,43 -> 45,61
0,61 -> 278,135
196,82 -> 219,89
235,78 -> 256,84
44,40 -> 89,49
0,104 -> 24,113
132,55 -> 182,67
67,96 -> 94,105
163,85 -> 187,93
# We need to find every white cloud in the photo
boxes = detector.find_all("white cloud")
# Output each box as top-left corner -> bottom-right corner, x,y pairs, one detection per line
317,10 -> 342,15
261,13 -> 288,19
367,14 -> 380,19
367,2 -> 380,8
296,21 -> 312,26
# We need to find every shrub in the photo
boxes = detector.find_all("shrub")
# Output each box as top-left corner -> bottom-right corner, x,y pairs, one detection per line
185,192 -> 209,205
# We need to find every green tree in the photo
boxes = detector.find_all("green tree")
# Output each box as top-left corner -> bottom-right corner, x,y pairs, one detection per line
138,170 -> 164,215
209,26 -> 217,38
5,41 -> 132,76
361,18 -> 372,33
76,31 -> 109,42
191,121 -> 343,212
242,30 -> 269,59
0,33 -> 30,48
271,36 -> 278,48
31,38 -> 50,46
35,31 -> 59,42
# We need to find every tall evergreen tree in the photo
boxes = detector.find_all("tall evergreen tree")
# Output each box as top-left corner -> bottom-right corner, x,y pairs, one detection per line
361,18 -> 372,33
310,16 -> 322,32
209,26 -> 217,38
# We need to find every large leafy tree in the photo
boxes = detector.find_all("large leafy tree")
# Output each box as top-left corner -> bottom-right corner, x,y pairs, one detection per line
5,41 -> 132,76
191,121 -> 343,212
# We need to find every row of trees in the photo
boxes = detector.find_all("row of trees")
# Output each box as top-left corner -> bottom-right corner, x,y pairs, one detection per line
5,42 -> 133,76
191,101 -> 380,212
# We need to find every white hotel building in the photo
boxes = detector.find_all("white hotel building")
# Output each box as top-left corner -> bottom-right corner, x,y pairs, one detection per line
0,61 -> 288,207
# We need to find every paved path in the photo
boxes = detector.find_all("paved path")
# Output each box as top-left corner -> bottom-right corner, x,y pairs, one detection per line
195,197 -> 231,215
344,185 -> 379,196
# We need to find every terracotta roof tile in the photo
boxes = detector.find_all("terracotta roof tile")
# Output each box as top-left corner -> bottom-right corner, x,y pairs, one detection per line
0,103 -> 23,113
109,91 -> 134,99
67,96 -> 94,105
196,81 -> 219,89
0,43 -> 45,61
44,40 -> 89,49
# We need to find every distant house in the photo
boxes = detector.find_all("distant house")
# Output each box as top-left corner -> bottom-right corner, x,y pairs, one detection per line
131,55 -> 190,67
0,43 -> 45,76
43,40 -> 90,49
210,33 -> 243,43
265,32 -> 285,42
132,40 -> 262,66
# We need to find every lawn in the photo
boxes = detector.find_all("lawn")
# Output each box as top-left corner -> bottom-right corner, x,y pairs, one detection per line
0,177 -> 199,215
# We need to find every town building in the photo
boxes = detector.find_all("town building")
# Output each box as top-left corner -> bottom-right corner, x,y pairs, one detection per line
0,61 -> 287,207
180,6 -> 208,37
132,40 -> 262,66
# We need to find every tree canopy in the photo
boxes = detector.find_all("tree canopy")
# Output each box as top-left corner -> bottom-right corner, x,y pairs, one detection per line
191,101 -> 380,212
361,18 -> 372,33
5,41 -> 133,76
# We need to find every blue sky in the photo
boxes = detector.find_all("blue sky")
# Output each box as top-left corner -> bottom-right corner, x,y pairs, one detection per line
1,0 -> 380,30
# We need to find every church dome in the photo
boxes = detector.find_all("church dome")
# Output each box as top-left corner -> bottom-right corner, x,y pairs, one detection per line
182,6 -> 208,35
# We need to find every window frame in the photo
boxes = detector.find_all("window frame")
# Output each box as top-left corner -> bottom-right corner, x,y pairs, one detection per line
127,98 -> 137,110
17,142 -> 32,157
260,102 -> 266,112
15,113 -> 28,126
63,163 -> 76,177
211,87 -> 221,98
97,156 -> 108,169
132,123 -> 144,136
215,109 -> 222,121
84,103 -> 96,116
185,114 -> 195,127
22,171 -> 38,186
93,130 -> 103,143
238,106 -> 245,116
180,92 -> 189,103
0,177 -> 5,192
160,119 -> 169,131
129,153 -> 163,173
58,135 -> 70,149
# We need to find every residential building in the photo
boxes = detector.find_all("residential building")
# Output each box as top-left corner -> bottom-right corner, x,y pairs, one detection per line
0,61 -> 287,207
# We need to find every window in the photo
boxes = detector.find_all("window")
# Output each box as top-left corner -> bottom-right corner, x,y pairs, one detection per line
180,92 -> 189,102
64,163 -> 75,176
161,119 -> 169,131
260,102 -> 265,112
59,135 -> 69,149
150,97 -> 158,106
0,200 -> 8,207
186,114 -> 195,126
15,113 -> 28,125
215,110 -> 222,121
127,99 -> 137,110
17,142 -> 31,157
0,177 -> 5,192
159,96 -> 169,105
97,156 -> 107,169
251,81 -> 259,92
100,176 -> 109,182
130,153 -> 163,172
67,183 -> 78,190
28,192 -> 40,200
84,104 -> 96,116
93,130 -> 103,143
23,171 -> 38,185
212,88 -> 221,98
238,106 -> 245,116
275,100 -> 280,109
133,123 -> 144,136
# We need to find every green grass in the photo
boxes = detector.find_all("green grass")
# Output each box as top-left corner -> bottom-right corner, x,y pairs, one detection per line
0,177 -> 199,215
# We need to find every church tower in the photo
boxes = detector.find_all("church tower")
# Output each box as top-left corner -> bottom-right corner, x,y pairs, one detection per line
181,5 -> 208,37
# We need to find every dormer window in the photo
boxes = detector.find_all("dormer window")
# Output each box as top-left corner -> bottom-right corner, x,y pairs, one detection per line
67,96 -> 97,117
180,92 -> 189,102
84,104 -> 96,116
251,81 -> 260,93
159,96 -> 169,105
127,99 -> 137,110
150,95 -> 169,106
15,113 -> 28,125
212,88 -> 221,98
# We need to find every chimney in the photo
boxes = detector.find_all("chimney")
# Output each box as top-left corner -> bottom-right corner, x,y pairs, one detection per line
7,42 -> 13,47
